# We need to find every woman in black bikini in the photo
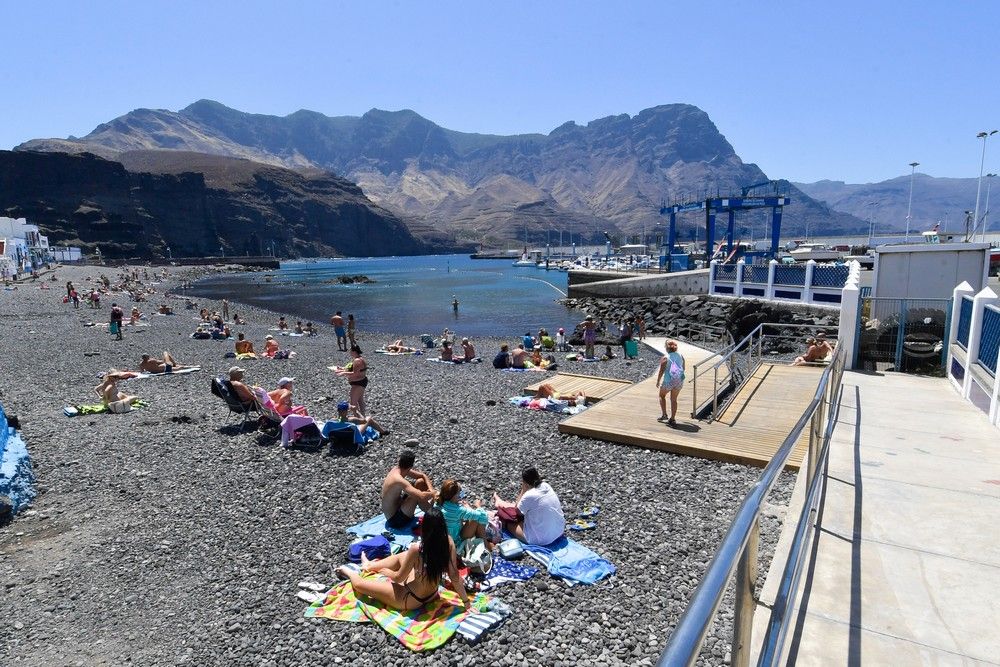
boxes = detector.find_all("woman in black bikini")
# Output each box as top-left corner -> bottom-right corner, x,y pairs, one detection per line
335,344 -> 369,416
336,507 -> 470,610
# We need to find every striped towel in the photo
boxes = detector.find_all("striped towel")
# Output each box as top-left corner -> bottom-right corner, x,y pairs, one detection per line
457,611 -> 505,643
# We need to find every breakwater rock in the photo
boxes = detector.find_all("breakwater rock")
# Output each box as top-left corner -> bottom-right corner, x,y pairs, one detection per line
326,274 -> 375,284
563,295 -> 839,349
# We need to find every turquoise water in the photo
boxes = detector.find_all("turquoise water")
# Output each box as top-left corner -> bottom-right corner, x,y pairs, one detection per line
188,255 -> 580,336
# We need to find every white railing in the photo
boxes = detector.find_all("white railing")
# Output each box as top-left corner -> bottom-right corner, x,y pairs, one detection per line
947,282 -> 1000,426
709,259 -> 860,307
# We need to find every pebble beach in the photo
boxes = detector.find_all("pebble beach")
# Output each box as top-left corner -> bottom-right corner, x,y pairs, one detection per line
0,264 -> 792,667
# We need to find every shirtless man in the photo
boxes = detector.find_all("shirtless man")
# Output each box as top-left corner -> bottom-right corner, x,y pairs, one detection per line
330,311 -> 347,351
793,332 -> 834,366
460,338 -> 476,361
227,366 -> 256,404
94,370 -> 139,405
139,351 -> 193,374
511,343 -> 529,369
381,450 -> 435,529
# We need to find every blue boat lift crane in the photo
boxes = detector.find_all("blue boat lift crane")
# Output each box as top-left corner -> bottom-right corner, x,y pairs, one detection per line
658,181 -> 790,267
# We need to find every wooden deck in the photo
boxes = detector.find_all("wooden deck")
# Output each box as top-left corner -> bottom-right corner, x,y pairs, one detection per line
522,373 -> 633,402
559,362 -> 823,469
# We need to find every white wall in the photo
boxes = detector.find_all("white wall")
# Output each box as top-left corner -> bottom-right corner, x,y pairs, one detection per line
874,244 -> 989,300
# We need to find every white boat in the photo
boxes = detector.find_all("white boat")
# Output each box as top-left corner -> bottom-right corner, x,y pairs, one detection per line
787,243 -> 845,262
512,253 -> 536,267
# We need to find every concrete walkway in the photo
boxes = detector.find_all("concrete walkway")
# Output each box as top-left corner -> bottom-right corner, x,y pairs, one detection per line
775,371 -> 1000,665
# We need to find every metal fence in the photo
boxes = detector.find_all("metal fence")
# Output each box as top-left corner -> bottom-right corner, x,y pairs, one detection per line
742,264 -> 770,284
957,296 -> 974,349
716,264 -> 738,281
810,265 -> 849,288
978,306 -> 1000,376
773,265 -> 806,286
856,297 -> 952,374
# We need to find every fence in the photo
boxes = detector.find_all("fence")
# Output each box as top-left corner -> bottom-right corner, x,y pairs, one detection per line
946,282 -> 1000,426
709,259 -> 855,306
854,297 -> 952,374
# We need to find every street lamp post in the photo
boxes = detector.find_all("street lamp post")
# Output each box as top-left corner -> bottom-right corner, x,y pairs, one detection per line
905,161 -> 919,242
867,201 -> 878,246
166,246 -> 171,260
973,130 -> 998,241
983,173 -> 996,241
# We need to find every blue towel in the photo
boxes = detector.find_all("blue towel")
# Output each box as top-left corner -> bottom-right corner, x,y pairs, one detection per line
482,556 -> 538,590
321,421 -> 380,445
346,511 -> 423,549
520,535 -> 616,585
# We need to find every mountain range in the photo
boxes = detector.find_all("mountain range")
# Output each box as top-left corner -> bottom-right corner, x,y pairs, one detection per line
18,100 -> 867,248
794,174 -> 996,237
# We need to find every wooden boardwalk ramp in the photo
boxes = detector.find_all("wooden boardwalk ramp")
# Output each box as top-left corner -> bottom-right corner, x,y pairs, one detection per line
523,373 -> 633,402
558,357 -> 823,470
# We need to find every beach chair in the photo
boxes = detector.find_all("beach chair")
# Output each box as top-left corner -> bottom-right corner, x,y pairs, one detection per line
322,420 -> 364,456
211,377 -> 257,427
252,388 -> 285,441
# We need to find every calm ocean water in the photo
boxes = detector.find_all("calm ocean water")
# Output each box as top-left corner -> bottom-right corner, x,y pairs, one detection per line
187,255 -> 581,337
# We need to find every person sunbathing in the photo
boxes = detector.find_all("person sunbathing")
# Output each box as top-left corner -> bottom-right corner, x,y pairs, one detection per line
232,313 -> 245,325
94,370 -> 139,405
264,335 -> 280,358
793,334 -> 833,365
277,316 -> 288,330
535,383 -> 586,404
191,325 -> 212,339
129,306 -> 142,324
439,340 -> 454,362
530,346 -> 544,366
139,352 -> 193,374
381,450 -> 435,529
234,333 -> 256,356
267,377 -> 307,416
226,366 -> 256,405
305,322 -> 316,336
335,400 -> 388,435
158,304 -> 173,315
294,320 -> 304,334
385,339 -> 416,353
336,506 -> 470,611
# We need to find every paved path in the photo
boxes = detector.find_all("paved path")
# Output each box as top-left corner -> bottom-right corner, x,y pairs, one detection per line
767,371 -> 1000,665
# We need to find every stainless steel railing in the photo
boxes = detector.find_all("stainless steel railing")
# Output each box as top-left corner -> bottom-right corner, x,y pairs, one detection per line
658,343 -> 847,667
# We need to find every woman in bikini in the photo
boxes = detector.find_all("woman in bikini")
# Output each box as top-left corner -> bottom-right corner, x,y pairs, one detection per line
335,344 -> 369,416
336,507 -> 471,611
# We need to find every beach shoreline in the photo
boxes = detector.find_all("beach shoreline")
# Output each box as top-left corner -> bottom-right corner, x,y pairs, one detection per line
0,263 -> 792,666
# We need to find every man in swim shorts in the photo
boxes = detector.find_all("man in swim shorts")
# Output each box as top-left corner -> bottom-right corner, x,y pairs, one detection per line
381,450 -> 435,529
139,351 -> 192,374
330,311 -> 347,351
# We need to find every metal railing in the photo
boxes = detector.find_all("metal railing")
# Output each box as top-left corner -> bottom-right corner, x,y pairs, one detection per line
659,343 -> 847,667
691,323 -> 838,421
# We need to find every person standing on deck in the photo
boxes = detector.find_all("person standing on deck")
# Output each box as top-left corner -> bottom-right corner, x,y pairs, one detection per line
656,340 -> 686,426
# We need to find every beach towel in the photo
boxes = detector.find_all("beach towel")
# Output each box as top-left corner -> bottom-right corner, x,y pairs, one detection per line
305,574 -> 490,651
346,511 -> 422,549
520,535 -> 615,585
426,357 -> 463,365
358,587 -> 490,651
64,399 -> 148,417
480,555 -> 538,590
280,414 -> 317,448
457,610 -> 508,643
131,366 -> 201,379
321,420 -> 379,446
501,367 -> 550,373
235,352 -> 257,360
375,348 -> 420,356
507,396 -> 587,415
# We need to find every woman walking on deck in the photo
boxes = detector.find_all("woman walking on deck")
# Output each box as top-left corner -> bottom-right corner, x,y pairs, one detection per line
656,340 -> 685,426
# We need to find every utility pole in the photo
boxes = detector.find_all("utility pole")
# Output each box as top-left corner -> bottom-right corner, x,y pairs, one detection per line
973,131 -> 998,241
905,162 -> 919,242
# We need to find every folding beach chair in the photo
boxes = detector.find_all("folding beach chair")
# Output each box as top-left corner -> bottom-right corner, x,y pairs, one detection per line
252,388 -> 285,442
211,377 -> 258,428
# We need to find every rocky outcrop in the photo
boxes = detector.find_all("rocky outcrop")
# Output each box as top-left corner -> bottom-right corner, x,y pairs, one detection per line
0,150 -> 462,259
563,295 -> 839,351
18,100 -> 868,246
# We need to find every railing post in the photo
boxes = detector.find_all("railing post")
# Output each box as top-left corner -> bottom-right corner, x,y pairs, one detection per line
766,259 -> 778,299
962,287 -> 999,399
948,282 -> 975,392
803,259 -> 816,304
838,269 -> 861,370
709,259 -> 719,295
731,518 -> 759,667
735,259 -> 745,297
713,366 -> 719,420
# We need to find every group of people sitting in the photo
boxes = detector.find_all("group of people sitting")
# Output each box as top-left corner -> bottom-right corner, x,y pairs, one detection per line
276,316 -> 317,335
439,337 -> 477,363
792,332 -> 835,366
491,342 -> 557,370
232,333 -> 293,359
336,452 -> 565,610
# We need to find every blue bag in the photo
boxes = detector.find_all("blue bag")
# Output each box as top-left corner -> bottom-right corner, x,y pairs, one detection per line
348,535 -> 391,563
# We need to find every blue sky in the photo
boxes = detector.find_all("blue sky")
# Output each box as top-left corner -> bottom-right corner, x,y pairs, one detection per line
2,1 -> 997,184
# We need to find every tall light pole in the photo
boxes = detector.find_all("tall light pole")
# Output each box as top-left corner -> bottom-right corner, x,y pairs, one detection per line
982,173 -> 996,241
973,130 -> 998,241
905,161 -> 919,242
867,201 -> 878,245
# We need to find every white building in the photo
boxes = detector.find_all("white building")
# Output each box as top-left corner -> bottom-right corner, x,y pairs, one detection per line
0,217 -> 72,276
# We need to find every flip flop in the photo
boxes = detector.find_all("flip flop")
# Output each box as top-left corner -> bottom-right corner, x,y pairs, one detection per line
569,519 -> 597,531
297,581 -> 326,592
578,505 -> 600,518
296,590 -> 323,603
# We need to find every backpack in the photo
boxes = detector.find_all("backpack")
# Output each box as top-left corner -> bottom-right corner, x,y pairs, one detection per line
668,355 -> 684,382
348,535 -> 391,563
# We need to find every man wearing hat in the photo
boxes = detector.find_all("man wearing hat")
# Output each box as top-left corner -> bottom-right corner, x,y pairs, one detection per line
227,366 -> 256,404
268,377 -> 307,416
335,400 -> 389,436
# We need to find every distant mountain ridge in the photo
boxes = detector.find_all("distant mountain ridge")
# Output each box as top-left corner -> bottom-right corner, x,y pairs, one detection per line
19,100 -> 867,245
0,150 -> 447,259
793,174 -> 991,236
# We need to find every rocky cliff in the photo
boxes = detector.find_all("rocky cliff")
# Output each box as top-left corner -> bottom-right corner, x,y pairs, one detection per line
0,150 -> 449,259
19,100 -> 867,246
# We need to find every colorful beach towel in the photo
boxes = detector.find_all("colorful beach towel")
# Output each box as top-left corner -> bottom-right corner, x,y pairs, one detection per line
507,396 -> 587,415
520,535 -> 615,585
358,587 -> 490,651
305,574 -> 490,651
346,511 -> 422,549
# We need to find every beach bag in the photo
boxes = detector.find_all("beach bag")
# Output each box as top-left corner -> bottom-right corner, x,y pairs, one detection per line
496,503 -> 522,523
459,538 -> 493,575
498,538 -> 524,560
348,535 -> 391,563
624,339 -> 638,359
108,399 -> 132,414
668,355 -> 684,385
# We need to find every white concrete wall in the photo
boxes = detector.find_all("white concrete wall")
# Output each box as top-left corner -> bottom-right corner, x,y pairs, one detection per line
567,268 -> 710,298
874,244 -> 990,300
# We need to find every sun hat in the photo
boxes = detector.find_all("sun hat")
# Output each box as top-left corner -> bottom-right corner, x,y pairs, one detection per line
265,334 -> 274,339
228,366 -> 246,377
558,327 -> 565,333
337,400 -> 350,411
277,377 -> 295,387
